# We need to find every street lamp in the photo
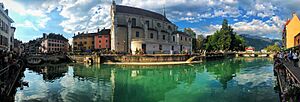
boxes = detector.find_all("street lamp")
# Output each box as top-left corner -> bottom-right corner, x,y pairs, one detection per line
123,40 -> 126,54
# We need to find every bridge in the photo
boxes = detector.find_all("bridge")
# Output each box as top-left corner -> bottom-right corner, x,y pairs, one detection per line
235,52 -> 273,57
24,54 -> 72,65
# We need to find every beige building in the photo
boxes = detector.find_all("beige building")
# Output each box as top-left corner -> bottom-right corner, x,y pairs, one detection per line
0,3 -> 15,51
40,33 -> 69,53
110,1 -> 192,54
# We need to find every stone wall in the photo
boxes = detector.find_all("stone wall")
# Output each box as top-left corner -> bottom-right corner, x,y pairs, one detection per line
100,54 -> 193,63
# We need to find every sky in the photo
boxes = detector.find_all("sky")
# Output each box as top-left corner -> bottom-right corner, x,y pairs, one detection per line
1,0 -> 299,43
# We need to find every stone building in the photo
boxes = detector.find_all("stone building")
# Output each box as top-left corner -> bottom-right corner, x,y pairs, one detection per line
110,1 -> 192,54
40,33 -> 69,53
0,3 -> 15,51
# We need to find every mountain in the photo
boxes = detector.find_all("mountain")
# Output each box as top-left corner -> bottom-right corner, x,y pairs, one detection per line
240,34 -> 281,51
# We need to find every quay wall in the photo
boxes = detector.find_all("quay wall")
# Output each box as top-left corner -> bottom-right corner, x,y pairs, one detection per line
101,54 -> 195,63
69,52 -> 236,64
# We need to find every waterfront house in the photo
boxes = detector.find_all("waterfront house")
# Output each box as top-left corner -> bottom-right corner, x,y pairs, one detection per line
40,33 -> 69,53
283,13 -> 300,49
0,3 -> 15,51
94,29 -> 111,50
73,32 -> 96,52
110,1 -> 192,54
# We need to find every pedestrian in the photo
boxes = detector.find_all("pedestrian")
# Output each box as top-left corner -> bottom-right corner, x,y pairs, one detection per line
293,52 -> 299,67
288,51 -> 293,62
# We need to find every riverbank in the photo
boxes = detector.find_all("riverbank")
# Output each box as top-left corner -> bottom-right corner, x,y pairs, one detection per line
103,61 -> 203,65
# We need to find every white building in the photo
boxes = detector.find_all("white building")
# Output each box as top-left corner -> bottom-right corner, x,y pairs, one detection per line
0,3 -> 15,51
110,1 -> 192,54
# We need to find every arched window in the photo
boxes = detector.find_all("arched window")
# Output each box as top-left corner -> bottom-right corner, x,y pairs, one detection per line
132,18 -> 136,26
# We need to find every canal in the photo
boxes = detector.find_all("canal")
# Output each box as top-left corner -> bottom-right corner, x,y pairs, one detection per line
13,58 -> 279,102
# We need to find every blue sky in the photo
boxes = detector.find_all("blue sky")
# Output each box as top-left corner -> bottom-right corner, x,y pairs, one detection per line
2,0 -> 300,42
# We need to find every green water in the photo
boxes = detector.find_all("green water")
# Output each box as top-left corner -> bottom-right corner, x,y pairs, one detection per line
14,58 -> 279,102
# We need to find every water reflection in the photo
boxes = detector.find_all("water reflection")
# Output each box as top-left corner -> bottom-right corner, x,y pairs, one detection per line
13,58 -> 278,102
26,64 -> 68,82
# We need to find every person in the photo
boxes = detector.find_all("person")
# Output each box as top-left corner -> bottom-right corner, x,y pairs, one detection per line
293,52 -> 299,67
288,51 -> 293,62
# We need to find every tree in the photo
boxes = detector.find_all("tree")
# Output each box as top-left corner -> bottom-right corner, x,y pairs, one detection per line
196,34 -> 205,50
205,19 -> 246,51
184,28 -> 197,52
263,44 -> 280,52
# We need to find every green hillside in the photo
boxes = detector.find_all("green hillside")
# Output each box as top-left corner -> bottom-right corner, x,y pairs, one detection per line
240,34 -> 281,51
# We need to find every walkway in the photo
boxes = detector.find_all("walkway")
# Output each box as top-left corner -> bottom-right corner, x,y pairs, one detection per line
280,59 -> 300,82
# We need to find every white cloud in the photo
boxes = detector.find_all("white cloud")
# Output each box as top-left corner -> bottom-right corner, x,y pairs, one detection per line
15,20 -> 39,31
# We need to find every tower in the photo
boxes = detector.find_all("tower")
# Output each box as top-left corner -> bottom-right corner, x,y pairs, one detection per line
163,5 -> 166,17
110,0 -> 117,51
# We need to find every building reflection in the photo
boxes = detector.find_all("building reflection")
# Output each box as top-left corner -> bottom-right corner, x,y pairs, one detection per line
72,64 -> 113,102
26,64 -> 68,82
112,65 -> 200,102
205,58 -> 273,89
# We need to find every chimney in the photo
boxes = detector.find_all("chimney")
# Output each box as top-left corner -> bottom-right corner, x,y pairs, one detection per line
78,32 -> 80,35
43,33 -> 46,38
97,28 -> 100,33
5,9 -> 8,15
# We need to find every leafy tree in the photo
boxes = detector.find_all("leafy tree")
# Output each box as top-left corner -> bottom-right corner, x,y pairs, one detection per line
184,28 -> 197,52
205,19 -> 245,51
263,44 -> 280,52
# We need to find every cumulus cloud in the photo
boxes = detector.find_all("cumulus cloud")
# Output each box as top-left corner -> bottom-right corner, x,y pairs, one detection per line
4,0 -> 300,39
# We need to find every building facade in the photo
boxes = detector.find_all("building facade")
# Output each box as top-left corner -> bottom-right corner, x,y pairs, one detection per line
94,29 -> 111,50
23,38 -> 42,53
110,1 -> 192,54
40,33 -> 69,53
283,13 -> 300,49
73,29 -> 111,51
294,33 -> 300,47
0,3 -> 15,51
73,32 -> 96,51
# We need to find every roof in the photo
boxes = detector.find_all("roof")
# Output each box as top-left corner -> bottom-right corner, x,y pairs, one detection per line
285,19 -> 291,26
172,31 -> 192,37
116,5 -> 172,23
44,33 -> 68,41
73,29 -> 111,38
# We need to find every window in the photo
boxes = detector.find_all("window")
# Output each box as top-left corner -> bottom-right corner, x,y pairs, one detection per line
185,37 -> 187,41
132,18 -> 136,26
98,35 -> 102,38
84,42 -> 87,44
173,36 -> 175,42
92,41 -> 94,44
172,46 -> 174,50
150,33 -> 154,39
159,45 -> 162,50
136,31 -> 140,37
145,21 -> 149,27
157,23 -> 161,28
105,35 -> 109,38
168,26 -> 172,30
99,45 -> 101,48
163,35 -> 165,40
106,40 -> 108,42
181,36 -> 183,40
99,40 -> 101,43
106,44 -> 108,48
